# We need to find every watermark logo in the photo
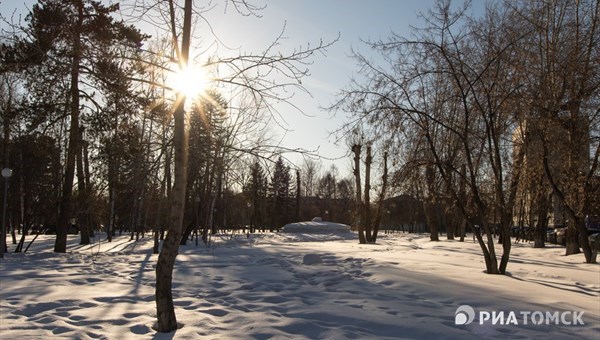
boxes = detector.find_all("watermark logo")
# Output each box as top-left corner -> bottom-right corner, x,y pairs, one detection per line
455,305 -> 476,325
454,305 -> 585,326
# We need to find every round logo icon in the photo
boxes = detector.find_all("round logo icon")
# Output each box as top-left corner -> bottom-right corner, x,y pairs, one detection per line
455,305 -> 476,325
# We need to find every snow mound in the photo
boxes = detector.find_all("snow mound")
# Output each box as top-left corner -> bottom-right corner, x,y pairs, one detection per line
281,221 -> 351,233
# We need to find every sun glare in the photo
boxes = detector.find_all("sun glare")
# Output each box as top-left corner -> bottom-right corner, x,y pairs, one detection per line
170,64 -> 208,100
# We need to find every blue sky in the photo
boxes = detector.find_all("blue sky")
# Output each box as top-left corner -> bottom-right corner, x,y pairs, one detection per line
203,0 -> 446,173
1,0 -> 483,174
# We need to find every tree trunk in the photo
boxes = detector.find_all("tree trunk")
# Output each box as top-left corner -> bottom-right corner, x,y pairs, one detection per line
107,186 -> 115,242
474,197 -> 500,274
497,208 -> 514,274
78,128 -> 90,245
162,125 -> 172,243
1,96 -> 10,256
533,193 -> 549,248
296,169 -> 300,222
364,145 -> 372,242
565,225 -> 580,255
55,1 -> 83,253
483,226 -> 500,274
473,225 -> 495,274
372,152 -> 388,242
155,0 -> 192,332
498,224 -> 511,274
352,144 -> 365,244
212,150 -> 224,235
444,163 -> 454,240
205,195 -> 216,243
458,165 -> 466,242
18,149 -> 25,239
153,167 -> 166,255
577,218 -> 593,262
130,192 -> 139,241
425,164 -> 439,241
533,220 -> 546,248
425,201 -> 439,241
459,219 -> 466,242
179,221 -> 195,246
136,187 -> 146,240
156,90 -> 188,332
446,223 -> 455,240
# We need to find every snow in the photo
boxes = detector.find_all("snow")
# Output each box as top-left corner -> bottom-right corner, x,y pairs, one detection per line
282,220 -> 351,233
302,254 -> 323,265
1,232 -> 599,339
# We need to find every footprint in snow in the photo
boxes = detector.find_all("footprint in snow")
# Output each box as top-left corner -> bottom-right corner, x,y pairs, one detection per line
200,308 -> 229,317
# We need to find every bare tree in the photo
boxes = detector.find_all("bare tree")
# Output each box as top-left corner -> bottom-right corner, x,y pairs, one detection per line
350,132 -> 365,243
155,0 -> 193,332
363,143 -> 373,241
511,0 -> 600,261
146,0 -> 337,332
301,158 -> 322,197
333,1 -> 527,274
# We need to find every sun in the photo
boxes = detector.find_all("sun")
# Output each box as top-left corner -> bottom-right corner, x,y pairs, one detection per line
169,64 -> 208,100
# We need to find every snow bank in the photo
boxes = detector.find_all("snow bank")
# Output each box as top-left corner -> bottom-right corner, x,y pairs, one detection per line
281,221 -> 351,233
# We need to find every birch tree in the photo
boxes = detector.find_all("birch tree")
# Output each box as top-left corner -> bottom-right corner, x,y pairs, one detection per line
151,0 -> 336,332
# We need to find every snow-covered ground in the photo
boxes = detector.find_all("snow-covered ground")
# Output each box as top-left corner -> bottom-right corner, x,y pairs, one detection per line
0,231 -> 598,339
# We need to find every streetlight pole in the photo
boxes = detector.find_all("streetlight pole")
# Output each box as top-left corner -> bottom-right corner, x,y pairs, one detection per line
1,168 -> 12,259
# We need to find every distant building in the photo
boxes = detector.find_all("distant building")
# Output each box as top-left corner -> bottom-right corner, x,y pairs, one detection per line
512,113 -> 591,228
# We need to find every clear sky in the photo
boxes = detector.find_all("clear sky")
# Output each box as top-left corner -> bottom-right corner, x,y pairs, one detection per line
1,0 -> 483,175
